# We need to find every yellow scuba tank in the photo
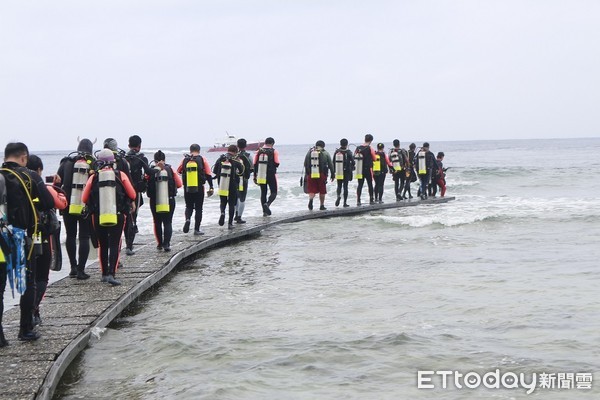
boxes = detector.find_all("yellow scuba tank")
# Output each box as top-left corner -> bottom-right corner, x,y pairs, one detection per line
310,148 -> 321,179
390,150 -> 402,172
335,151 -> 345,181
373,153 -> 381,173
155,168 -> 170,213
218,158 -> 232,197
69,158 -> 90,215
418,150 -> 427,175
185,158 -> 199,193
355,150 -> 364,180
98,167 -> 117,226
257,152 -> 268,184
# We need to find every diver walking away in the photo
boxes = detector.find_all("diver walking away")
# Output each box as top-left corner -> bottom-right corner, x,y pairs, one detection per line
55,138 -> 96,280
333,138 -> 354,208
253,137 -> 280,216
389,139 -> 410,201
124,135 -> 155,256
304,140 -> 334,210
402,143 -> 417,199
373,143 -> 393,203
354,134 -> 377,205
415,142 -> 437,200
82,149 -> 137,286
26,155 -> 68,327
235,139 -> 253,224
147,150 -> 181,252
177,144 -> 214,235
213,145 -> 245,229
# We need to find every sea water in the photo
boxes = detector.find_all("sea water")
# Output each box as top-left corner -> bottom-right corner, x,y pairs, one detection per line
6,138 -> 600,399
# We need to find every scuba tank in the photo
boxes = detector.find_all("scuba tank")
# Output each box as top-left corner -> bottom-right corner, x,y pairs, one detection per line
354,150 -> 364,180
69,158 -> 90,215
310,148 -> 321,179
390,150 -> 402,172
373,153 -> 381,173
185,156 -> 199,193
98,167 -> 118,226
335,151 -> 345,181
155,168 -> 170,213
417,150 -> 427,175
218,157 -> 232,197
257,152 -> 268,184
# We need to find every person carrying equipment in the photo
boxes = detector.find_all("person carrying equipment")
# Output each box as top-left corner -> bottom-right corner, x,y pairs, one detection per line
82,149 -> 136,286
234,138 -> 253,224
355,134 -> 377,205
253,137 -> 280,216
213,145 -> 245,229
303,140 -> 334,210
124,135 -> 154,256
54,138 -> 95,280
373,143 -> 393,203
415,142 -> 437,200
1,142 -> 55,342
431,151 -> 447,197
26,155 -> 68,327
146,151 -> 182,252
389,139 -> 410,201
333,138 -> 354,208
177,144 -> 214,235
402,143 -> 417,199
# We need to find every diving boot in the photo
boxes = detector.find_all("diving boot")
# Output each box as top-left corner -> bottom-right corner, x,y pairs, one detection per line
106,275 -> 121,286
69,267 -> 78,278
335,197 -> 341,207
77,267 -> 90,280
308,199 -> 313,210
0,325 -> 8,347
219,213 -> 225,226
18,328 -> 40,341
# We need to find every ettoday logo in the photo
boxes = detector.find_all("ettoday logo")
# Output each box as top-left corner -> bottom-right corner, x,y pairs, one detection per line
417,370 -> 593,394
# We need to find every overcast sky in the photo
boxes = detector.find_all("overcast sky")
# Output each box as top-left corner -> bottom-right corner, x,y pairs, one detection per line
1,0 -> 599,151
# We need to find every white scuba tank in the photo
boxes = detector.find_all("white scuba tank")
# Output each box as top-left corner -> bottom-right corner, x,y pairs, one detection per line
418,150 -> 427,175
257,152 -> 268,184
335,151 -> 345,181
155,168 -> 170,213
185,158 -> 199,193
355,151 -> 364,180
69,158 -> 89,215
390,150 -> 402,172
310,148 -> 320,178
98,167 -> 117,226
218,158 -> 232,197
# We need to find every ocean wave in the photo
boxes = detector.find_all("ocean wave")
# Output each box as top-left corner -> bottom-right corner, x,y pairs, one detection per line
358,196 -> 600,227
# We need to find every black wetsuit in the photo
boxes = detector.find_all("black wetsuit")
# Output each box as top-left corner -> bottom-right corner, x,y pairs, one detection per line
334,148 -> 354,206
147,165 -> 177,248
1,162 -> 54,337
214,155 -> 244,226
124,150 -> 152,252
355,145 -> 375,204
57,155 -> 92,275
236,150 -> 253,219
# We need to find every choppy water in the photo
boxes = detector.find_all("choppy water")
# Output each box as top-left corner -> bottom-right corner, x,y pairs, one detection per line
10,138 -> 600,399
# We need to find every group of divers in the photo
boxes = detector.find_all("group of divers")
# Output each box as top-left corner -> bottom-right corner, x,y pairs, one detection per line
0,134 -> 446,344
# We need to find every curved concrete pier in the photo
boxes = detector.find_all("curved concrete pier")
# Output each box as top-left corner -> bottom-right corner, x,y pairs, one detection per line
0,196 -> 454,400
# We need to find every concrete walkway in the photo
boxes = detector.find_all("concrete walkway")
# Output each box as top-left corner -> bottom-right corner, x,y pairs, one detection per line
0,197 -> 454,400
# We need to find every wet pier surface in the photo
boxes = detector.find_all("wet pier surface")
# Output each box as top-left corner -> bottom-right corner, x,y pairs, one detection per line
0,197 -> 454,400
